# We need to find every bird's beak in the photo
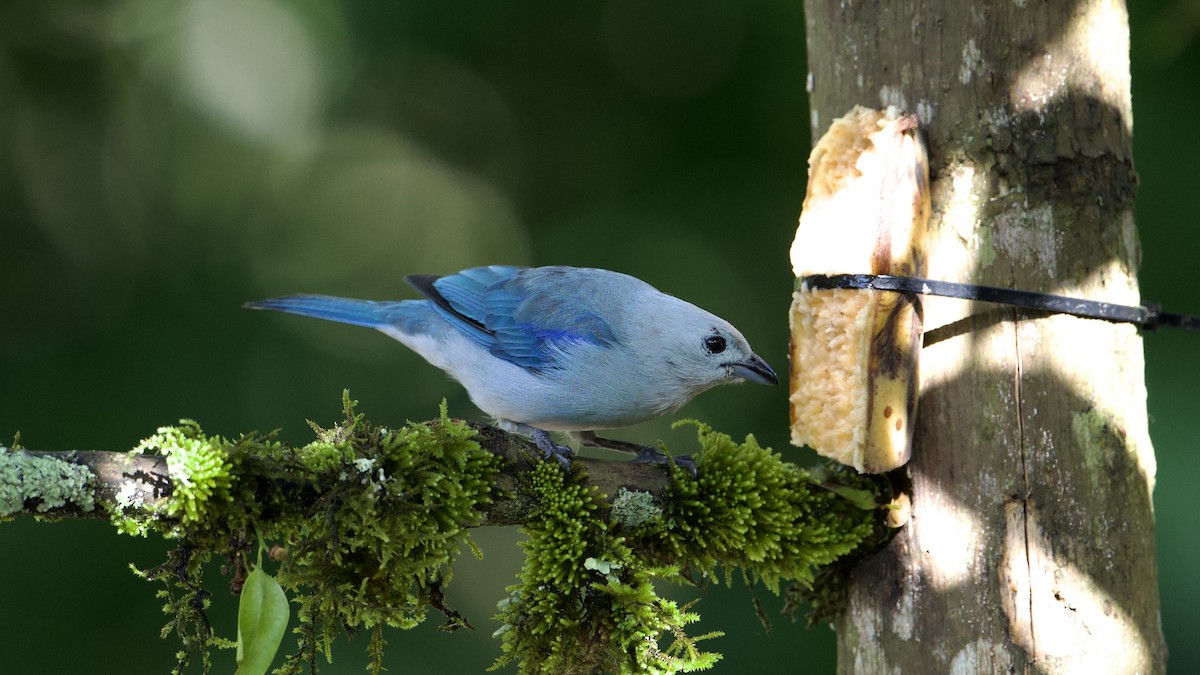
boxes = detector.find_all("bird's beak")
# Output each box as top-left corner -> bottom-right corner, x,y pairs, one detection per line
729,353 -> 778,386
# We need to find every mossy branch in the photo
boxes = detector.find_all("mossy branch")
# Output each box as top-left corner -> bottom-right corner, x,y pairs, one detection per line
0,394 -> 892,675
1,425 -> 669,525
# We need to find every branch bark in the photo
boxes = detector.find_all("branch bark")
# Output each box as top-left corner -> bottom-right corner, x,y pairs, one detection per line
803,0 -> 1166,672
6,423 -> 671,526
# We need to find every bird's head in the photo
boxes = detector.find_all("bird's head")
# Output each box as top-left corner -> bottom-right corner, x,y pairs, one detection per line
653,301 -> 778,391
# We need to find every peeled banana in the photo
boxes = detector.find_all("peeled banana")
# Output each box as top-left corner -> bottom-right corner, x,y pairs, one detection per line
789,106 -> 930,473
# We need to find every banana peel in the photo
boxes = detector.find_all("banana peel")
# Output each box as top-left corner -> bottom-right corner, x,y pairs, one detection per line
789,106 -> 930,473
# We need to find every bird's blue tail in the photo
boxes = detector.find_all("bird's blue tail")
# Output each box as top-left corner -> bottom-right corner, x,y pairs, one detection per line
244,295 -> 422,329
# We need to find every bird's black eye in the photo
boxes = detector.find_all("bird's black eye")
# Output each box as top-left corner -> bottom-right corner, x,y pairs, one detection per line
703,334 -> 727,355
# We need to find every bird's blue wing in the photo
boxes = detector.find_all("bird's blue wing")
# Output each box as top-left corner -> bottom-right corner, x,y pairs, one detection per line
406,266 -> 616,372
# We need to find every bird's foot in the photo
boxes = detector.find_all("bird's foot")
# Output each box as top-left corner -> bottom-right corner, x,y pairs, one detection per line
571,431 -> 697,477
530,428 -> 575,469
630,446 -> 697,477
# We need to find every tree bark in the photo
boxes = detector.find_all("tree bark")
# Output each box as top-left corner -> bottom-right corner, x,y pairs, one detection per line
802,0 -> 1167,672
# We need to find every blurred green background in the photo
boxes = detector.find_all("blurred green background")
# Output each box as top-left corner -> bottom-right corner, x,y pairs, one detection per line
0,1 -> 1195,672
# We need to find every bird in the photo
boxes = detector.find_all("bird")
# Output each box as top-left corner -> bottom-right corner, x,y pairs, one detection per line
245,265 -> 777,470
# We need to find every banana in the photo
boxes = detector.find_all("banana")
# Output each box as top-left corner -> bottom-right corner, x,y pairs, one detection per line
789,106 -> 930,473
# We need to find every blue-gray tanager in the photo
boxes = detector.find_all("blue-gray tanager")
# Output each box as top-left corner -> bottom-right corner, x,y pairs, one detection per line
246,265 -> 777,468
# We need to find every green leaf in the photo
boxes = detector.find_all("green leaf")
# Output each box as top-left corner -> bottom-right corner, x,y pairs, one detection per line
827,485 -> 878,511
236,567 -> 290,675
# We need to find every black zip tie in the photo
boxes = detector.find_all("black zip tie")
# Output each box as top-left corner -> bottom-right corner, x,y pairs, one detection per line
799,273 -> 1200,333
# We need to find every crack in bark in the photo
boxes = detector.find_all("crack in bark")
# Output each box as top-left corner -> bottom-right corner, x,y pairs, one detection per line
1011,303 -> 1037,661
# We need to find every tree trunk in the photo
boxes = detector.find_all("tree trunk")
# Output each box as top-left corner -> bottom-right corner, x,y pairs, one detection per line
802,0 -> 1167,672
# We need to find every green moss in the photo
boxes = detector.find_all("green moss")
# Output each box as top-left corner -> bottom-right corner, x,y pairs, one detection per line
1072,407 -> 1121,481
96,394 -> 884,674
655,422 -> 877,593
491,423 -> 884,674
276,398 -> 500,666
978,226 -> 997,268
0,446 -> 97,518
123,393 -> 500,675
493,460 -> 720,675
135,420 -> 234,528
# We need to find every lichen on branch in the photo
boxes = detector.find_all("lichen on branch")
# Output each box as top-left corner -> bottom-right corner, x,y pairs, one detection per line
0,448 -> 97,517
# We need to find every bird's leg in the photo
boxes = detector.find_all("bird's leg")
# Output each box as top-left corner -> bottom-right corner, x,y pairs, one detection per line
578,433 -> 664,462
507,423 -> 574,469
571,431 -> 696,475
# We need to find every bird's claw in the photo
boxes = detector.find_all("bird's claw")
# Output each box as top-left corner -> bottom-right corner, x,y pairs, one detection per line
543,444 -> 574,469
530,428 -> 575,470
631,447 -> 697,477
